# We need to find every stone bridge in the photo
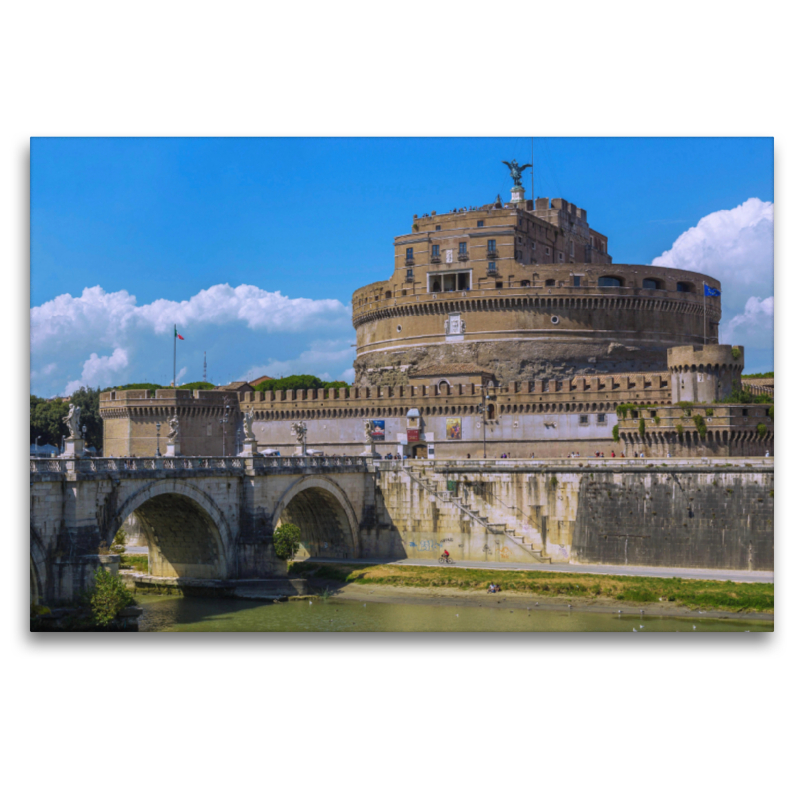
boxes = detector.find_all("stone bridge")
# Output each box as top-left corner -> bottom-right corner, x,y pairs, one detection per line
30,455 -> 373,604
30,455 -> 774,605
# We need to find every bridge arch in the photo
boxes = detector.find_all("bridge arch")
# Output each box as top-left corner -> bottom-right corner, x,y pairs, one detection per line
108,480 -> 232,579
271,476 -> 360,560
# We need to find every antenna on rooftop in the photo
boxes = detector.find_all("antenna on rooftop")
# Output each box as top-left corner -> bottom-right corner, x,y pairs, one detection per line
203,351 -> 207,382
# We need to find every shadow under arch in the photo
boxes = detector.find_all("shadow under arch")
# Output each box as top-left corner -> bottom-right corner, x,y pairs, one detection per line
30,527 -> 47,605
272,476 -> 360,560
109,480 -> 231,579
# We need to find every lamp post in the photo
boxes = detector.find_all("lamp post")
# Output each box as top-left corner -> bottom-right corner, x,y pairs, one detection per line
156,421 -> 161,457
219,403 -> 231,457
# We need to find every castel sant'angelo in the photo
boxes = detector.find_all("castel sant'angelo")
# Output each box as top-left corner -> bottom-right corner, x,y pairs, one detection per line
100,162 -> 773,459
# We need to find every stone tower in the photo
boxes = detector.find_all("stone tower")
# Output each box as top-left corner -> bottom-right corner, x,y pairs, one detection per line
667,344 -> 744,404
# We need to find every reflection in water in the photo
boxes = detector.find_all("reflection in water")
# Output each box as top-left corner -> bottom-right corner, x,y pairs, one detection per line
136,594 -> 773,633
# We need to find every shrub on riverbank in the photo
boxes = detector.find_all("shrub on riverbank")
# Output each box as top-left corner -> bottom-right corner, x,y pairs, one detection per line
290,562 -> 773,613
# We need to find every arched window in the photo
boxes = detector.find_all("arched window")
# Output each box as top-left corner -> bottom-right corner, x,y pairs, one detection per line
438,380 -> 450,393
598,276 -> 623,287
676,281 -> 693,293
642,278 -> 664,290
487,403 -> 496,420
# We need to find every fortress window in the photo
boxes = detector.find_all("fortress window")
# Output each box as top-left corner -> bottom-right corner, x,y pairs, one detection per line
551,316 -> 560,324
598,276 -> 623,287
487,403 -> 496,420
573,276 -> 581,287
406,268 -> 414,281
676,281 -> 693,293
477,220 -> 484,227
496,281 -> 503,289
432,244 -> 440,258
385,291 -> 392,299
531,242 -> 536,250
546,247 -> 551,256
579,415 -> 589,425
406,247 -> 414,261
459,242 -> 467,255
520,280 -> 530,287
643,278 -> 663,290
570,241 -> 575,257
488,262 -> 497,275
432,279 -> 441,292
487,239 -> 497,255
558,252 -> 564,261
597,413 -> 606,424
435,225 -> 441,231
545,279 -> 555,286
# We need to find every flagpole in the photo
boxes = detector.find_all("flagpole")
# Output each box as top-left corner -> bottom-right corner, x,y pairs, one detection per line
703,286 -> 707,345
173,324 -> 177,388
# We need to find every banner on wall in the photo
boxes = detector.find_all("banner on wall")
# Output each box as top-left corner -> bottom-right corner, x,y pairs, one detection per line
407,428 -> 420,442
371,420 -> 385,441
446,417 -> 462,440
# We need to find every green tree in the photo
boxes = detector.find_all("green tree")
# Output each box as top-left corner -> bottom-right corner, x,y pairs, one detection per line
254,375 -> 350,393
30,394 -> 69,447
273,524 -> 302,560
87,567 -> 135,627
178,381 -> 216,391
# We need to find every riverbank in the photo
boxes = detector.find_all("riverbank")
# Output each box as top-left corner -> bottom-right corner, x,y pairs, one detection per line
290,562 -> 774,617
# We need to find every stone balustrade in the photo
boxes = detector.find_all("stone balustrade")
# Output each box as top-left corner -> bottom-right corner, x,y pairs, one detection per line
30,455 -> 371,476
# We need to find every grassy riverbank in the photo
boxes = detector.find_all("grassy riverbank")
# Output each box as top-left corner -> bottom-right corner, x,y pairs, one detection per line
289,562 -> 773,614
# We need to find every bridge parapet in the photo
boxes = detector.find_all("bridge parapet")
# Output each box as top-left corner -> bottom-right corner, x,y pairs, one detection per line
30,455 -> 371,479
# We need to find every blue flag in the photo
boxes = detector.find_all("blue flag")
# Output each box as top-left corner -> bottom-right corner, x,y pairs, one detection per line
704,283 -> 721,297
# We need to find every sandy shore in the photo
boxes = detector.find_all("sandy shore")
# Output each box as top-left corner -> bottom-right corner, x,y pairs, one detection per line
303,580 -> 774,621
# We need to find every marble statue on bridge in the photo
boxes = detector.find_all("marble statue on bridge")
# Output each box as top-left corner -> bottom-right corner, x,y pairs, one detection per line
291,421 -> 308,456
62,404 -> 82,439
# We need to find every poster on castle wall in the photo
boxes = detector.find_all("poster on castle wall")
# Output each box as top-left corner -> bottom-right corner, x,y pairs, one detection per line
370,420 -> 385,441
446,418 -> 462,440
407,428 -> 420,442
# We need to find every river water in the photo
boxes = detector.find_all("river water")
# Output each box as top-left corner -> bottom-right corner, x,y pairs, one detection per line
136,594 -> 772,632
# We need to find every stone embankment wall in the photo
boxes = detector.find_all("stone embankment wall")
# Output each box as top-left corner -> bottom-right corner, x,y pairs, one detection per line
375,460 -> 773,571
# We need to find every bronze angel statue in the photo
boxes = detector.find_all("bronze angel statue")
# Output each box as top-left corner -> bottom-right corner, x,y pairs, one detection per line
502,159 -> 532,188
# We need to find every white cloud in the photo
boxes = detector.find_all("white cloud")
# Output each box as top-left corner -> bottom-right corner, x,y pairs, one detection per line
30,283 -> 354,397
63,347 -> 129,395
720,295 -> 774,350
652,198 -> 773,362
243,339 -> 355,385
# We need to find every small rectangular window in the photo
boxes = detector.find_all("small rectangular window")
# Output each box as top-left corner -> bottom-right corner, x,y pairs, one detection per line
435,225 -> 441,231
406,267 -> 413,280
495,281 -> 503,289
546,247 -> 551,255
406,247 -> 413,260
579,415 -> 589,425
459,242 -> 467,255
531,242 -> 536,250
477,220 -> 484,227
431,244 -> 440,257
487,239 -> 497,253
488,261 -> 497,274
597,413 -> 606,424
570,241 -> 575,257
558,252 -> 564,261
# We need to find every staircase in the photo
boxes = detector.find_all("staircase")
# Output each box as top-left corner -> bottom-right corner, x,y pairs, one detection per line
402,466 -> 551,563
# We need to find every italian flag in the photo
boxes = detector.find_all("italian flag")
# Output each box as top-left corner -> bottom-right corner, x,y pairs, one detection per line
175,325 -> 184,340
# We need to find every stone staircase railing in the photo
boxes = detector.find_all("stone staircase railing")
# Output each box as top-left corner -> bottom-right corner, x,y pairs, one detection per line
402,466 -> 551,563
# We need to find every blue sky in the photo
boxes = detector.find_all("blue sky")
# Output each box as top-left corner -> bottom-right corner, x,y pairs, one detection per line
30,137 -> 774,395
